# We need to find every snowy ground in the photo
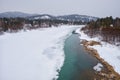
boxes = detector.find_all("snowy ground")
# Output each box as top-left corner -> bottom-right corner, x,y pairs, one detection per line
75,27 -> 120,74
0,25 -> 80,80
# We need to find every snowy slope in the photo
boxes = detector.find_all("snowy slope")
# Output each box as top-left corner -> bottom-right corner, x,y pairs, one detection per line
0,25 -> 79,80
75,27 -> 120,75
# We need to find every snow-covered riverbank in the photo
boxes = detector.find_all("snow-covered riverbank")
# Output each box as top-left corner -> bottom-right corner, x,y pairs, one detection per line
75,26 -> 120,75
0,25 -> 80,80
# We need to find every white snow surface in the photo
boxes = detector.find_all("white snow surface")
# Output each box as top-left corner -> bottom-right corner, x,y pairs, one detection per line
34,16 -> 50,20
0,25 -> 79,80
91,44 -> 120,74
40,16 -> 50,19
75,27 -> 120,75
93,63 -> 103,72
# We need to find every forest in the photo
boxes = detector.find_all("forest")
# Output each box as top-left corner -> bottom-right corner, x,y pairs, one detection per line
81,16 -> 120,45
0,17 -> 83,34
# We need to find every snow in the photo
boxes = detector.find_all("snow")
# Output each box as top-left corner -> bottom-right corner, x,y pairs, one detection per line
34,17 -> 40,19
0,25 -> 79,80
34,16 -> 50,20
23,24 -> 32,28
91,43 -> 120,74
75,27 -> 120,75
40,16 -> 50,19
93,63 -> 103,71
77,29 -> 99,41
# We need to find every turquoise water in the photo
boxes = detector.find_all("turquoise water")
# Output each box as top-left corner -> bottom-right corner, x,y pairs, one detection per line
57,33 -> 99,80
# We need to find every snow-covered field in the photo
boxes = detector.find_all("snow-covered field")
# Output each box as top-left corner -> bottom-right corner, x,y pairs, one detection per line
75,27 -> 120,75
0,25 -> 79,80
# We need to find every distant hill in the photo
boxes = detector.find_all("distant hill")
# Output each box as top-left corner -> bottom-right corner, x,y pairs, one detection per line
27,14 -> 56,20
28,14 -> 98,23
56,14 -> 98,22
0,12 -> 98,22
0,11 -> 37,18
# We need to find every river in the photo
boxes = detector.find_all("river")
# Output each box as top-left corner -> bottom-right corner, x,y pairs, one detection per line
57,31 -> 99,80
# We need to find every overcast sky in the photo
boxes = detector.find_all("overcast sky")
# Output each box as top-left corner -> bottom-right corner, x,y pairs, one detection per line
0,0 -> 120,18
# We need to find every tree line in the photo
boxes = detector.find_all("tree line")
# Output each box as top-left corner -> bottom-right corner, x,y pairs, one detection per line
0,17 -> 85,34
81,16 -> 120,45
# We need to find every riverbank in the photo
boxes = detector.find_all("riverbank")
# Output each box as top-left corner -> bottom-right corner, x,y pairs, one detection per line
81,40 -> 120,80
75,27 -> 120,80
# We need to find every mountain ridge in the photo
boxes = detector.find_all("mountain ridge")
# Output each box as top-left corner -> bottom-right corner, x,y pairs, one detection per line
0,11 -> 98,22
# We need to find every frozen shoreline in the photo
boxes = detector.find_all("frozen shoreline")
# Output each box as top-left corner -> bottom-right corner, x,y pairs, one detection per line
0,25 -> 80,80
75,26 -> 120,75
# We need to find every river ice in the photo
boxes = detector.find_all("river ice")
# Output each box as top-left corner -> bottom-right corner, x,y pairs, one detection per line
93,63 -> 103,72
0,25 -> 79,80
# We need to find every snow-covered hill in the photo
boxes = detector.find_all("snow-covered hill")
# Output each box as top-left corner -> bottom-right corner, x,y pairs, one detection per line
0,12 -> 98,22
28,14 -> 56,20
28,14 -> 98,22
57,14 -> 98,22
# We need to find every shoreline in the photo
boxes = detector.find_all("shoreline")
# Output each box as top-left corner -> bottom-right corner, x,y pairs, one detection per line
81,40 -> 120,80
